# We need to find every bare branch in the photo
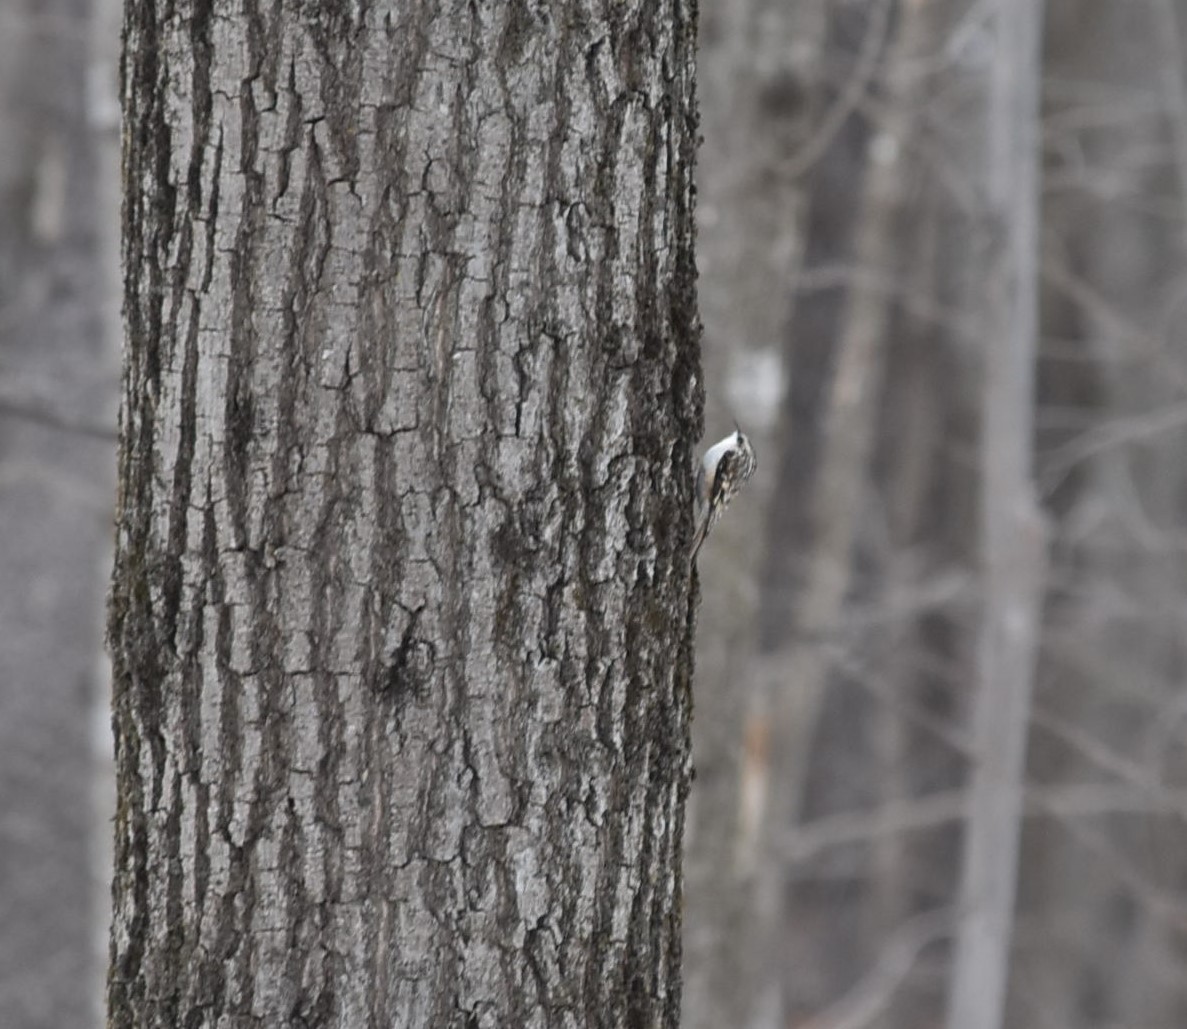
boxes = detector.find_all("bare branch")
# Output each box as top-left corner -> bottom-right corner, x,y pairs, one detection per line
783,0 -> 894,179
802,910 -> 954,1029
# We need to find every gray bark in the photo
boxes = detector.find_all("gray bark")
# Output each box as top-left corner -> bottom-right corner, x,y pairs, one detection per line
107,3 -> 700,1027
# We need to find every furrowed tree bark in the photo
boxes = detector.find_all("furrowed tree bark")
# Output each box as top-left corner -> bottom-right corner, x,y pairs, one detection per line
107,3 -> 700,1027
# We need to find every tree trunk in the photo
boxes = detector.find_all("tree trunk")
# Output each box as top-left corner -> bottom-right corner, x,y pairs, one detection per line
107,3 -> 700,1027
945,2 -> 1048,1028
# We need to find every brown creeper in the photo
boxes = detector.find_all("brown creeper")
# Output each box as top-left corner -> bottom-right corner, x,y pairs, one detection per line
692,426 -> 757,559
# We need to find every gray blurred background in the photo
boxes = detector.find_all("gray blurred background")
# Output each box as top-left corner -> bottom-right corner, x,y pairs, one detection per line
687,2 -> 1187,1028
6,1 -> 1187,1027
0,0 -> 118,1026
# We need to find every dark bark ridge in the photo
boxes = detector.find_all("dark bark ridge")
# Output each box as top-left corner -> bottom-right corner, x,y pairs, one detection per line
109,2 -> 701,1027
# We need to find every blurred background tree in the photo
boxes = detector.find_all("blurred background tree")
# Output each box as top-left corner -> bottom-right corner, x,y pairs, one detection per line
6,0 -> 1187,1027
0,0 -> 119,1027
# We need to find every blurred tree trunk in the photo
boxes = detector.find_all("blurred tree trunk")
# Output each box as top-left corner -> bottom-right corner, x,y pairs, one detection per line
107,3 -> 700,1026
0,3 -> 118,1027
945,2 -> 1048,1029
743,3 -> 945,1024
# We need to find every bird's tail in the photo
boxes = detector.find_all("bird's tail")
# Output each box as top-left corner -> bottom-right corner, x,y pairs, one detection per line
691,512 -> 710,562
